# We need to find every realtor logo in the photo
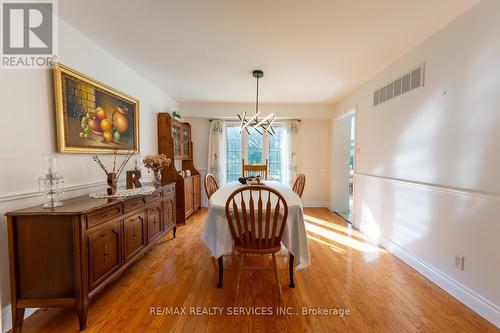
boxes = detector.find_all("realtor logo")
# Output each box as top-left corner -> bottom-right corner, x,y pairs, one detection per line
1,0 -> 57,68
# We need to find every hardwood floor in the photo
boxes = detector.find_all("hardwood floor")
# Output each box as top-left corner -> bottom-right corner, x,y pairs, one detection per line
16,208 -> 497,333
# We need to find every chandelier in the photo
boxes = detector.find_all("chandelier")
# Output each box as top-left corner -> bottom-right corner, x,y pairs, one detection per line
238,70 -> 276,135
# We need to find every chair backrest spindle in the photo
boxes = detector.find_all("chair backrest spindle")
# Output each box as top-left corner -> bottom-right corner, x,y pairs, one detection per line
225,185 -> 288,253
242,159 -> 268,180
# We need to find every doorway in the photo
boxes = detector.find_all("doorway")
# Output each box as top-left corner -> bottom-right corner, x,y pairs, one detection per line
331,111 -> 356,223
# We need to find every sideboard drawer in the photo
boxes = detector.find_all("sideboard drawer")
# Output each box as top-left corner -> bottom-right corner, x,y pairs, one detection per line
123,197 -> 144,213
163,186 -> 175,197
86,205 -> 122,228
144,190 -> 162,203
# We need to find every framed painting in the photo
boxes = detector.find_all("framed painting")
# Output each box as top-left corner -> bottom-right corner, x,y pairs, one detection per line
53,63 -> 140,154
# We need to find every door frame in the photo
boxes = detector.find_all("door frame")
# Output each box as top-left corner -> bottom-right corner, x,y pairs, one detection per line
332,106 -> 358,223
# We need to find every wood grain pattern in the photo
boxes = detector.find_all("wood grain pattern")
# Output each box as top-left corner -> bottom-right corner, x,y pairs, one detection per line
15,209 -> 497,333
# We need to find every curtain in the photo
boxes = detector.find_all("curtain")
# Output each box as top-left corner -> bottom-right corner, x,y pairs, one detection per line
208,120 -> 226,185
281,120 -> 301,187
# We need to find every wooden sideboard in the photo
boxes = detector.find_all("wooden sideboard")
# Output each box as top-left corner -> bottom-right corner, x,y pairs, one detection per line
5,183 -> 176,332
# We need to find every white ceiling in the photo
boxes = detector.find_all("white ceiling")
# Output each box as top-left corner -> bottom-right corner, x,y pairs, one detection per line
59,0 -> 478,103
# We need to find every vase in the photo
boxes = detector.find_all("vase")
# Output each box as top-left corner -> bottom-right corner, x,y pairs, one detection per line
153,170 -> 162,187
107,172 -> 117,195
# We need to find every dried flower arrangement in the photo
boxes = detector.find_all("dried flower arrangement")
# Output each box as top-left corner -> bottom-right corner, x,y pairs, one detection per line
143,154 -> 171,172
91,150 -> 135,195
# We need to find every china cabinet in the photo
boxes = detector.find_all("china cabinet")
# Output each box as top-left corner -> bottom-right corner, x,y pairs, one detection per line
158,113 -> 201,224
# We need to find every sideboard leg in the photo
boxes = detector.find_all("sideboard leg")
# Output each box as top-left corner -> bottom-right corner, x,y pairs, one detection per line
77,304 -> 88,331
289,253 -> 295,288
173,226 -> 177,238
217,256 -> 223,288
12,308 -> 25,332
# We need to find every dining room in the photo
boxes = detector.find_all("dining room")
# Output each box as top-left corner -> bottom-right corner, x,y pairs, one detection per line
1,0 -> 500,332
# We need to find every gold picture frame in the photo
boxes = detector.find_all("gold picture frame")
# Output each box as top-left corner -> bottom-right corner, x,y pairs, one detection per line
53,63 -> 140,154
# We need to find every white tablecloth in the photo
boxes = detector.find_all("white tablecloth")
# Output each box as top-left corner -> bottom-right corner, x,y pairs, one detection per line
201,181 -> 311,270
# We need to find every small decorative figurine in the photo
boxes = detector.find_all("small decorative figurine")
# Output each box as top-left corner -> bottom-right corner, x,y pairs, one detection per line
126,155 -> 142,189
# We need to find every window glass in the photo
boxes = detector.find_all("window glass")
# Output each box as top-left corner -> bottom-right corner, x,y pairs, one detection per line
225,124 -> 286,183
247,129 -> 263,164
226,126 -> 242,182
268,126 -> 283,182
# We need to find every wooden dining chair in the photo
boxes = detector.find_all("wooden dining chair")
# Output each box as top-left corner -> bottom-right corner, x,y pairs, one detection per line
204,173 -> 219,199
292,174 -> 306,198
225,185 -> 288,300
241,159 -> 268,180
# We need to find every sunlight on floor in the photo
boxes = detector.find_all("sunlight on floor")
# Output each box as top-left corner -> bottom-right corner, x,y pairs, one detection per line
304,215 -> 386,254
304,214 -> 368,240
306,235 -> 345,253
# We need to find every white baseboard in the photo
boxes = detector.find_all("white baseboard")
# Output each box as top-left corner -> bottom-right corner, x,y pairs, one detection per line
372,234 -> 500,328
2,305 -> 37,333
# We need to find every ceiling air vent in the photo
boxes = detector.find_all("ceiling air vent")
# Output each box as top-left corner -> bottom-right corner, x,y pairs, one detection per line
373,63 -> 425,106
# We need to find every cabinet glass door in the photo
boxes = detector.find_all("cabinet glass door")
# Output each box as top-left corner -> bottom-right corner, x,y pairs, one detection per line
182,127 -> 190,157
172,125 -> 181,157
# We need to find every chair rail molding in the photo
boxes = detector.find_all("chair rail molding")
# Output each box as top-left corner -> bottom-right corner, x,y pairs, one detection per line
0,177 -> 154,203
355,173 -> 500,201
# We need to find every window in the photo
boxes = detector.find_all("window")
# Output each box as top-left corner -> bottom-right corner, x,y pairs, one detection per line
268,126 -> 283,182
225,124 -> 285,183
247,129 -> 263,164
226,126 -> 242,182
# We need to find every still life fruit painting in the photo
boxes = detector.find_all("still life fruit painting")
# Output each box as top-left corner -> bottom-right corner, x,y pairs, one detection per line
53,63 -> 139,154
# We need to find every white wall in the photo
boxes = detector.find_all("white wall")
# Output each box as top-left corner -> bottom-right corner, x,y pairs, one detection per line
300,119 -> 331,207
181,103 -> 332,208
0,19 -> 177,332
332,0 -> 500,326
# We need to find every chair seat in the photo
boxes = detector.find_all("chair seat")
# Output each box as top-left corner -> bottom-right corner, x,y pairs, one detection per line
234,232 -> 281,253
234,244 -> 281,254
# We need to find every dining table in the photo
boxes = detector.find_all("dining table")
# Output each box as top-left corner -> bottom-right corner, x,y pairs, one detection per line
201,180 -> 311,288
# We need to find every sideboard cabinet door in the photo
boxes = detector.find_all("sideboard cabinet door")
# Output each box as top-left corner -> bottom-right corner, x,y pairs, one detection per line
163,196 -> 176,230
147,204 -> 162,241
123,212 -> 146,262
184,177 -> 194,217
88,222 -> 121,290
193,174 -> 201,210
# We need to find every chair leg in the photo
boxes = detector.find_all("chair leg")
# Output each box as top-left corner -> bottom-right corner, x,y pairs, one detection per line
234,253 -> 245,300
272,253 -> 283,301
